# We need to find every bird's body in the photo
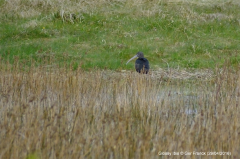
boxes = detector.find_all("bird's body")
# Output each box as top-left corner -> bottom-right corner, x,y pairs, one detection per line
135,57 -> 149,74
126,52 -> 150,74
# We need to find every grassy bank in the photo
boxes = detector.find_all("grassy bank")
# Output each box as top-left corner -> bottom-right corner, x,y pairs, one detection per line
1,0 -> 240,70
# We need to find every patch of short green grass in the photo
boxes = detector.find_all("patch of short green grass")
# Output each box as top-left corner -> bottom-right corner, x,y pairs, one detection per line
0,0 -> 240,70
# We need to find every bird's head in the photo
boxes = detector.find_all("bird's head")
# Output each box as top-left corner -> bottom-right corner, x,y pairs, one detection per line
126,52 -> 144,65
136,52 -> 144,58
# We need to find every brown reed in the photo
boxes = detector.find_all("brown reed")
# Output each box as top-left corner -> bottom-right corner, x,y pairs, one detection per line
0,58 -> 239,159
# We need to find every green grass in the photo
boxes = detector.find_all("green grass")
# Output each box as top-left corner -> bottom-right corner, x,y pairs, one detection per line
1,0 -> 240,70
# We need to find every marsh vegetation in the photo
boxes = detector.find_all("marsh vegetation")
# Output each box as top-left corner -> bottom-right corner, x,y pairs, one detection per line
0,58 -> 239,159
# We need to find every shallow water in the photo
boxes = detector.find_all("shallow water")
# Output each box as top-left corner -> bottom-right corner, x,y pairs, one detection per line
156,84 -> 210,117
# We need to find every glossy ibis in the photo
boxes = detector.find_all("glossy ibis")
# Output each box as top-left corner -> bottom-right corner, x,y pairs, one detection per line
126,52 -> 149,74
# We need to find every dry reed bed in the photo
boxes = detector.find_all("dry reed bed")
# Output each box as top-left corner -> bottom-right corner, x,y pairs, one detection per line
0,64 -> 240,159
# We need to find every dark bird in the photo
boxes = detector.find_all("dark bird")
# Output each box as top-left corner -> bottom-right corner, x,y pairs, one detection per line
126,52 -> 150,74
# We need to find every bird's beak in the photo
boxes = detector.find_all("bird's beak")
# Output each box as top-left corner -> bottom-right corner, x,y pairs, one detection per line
126,55 -> 138,65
